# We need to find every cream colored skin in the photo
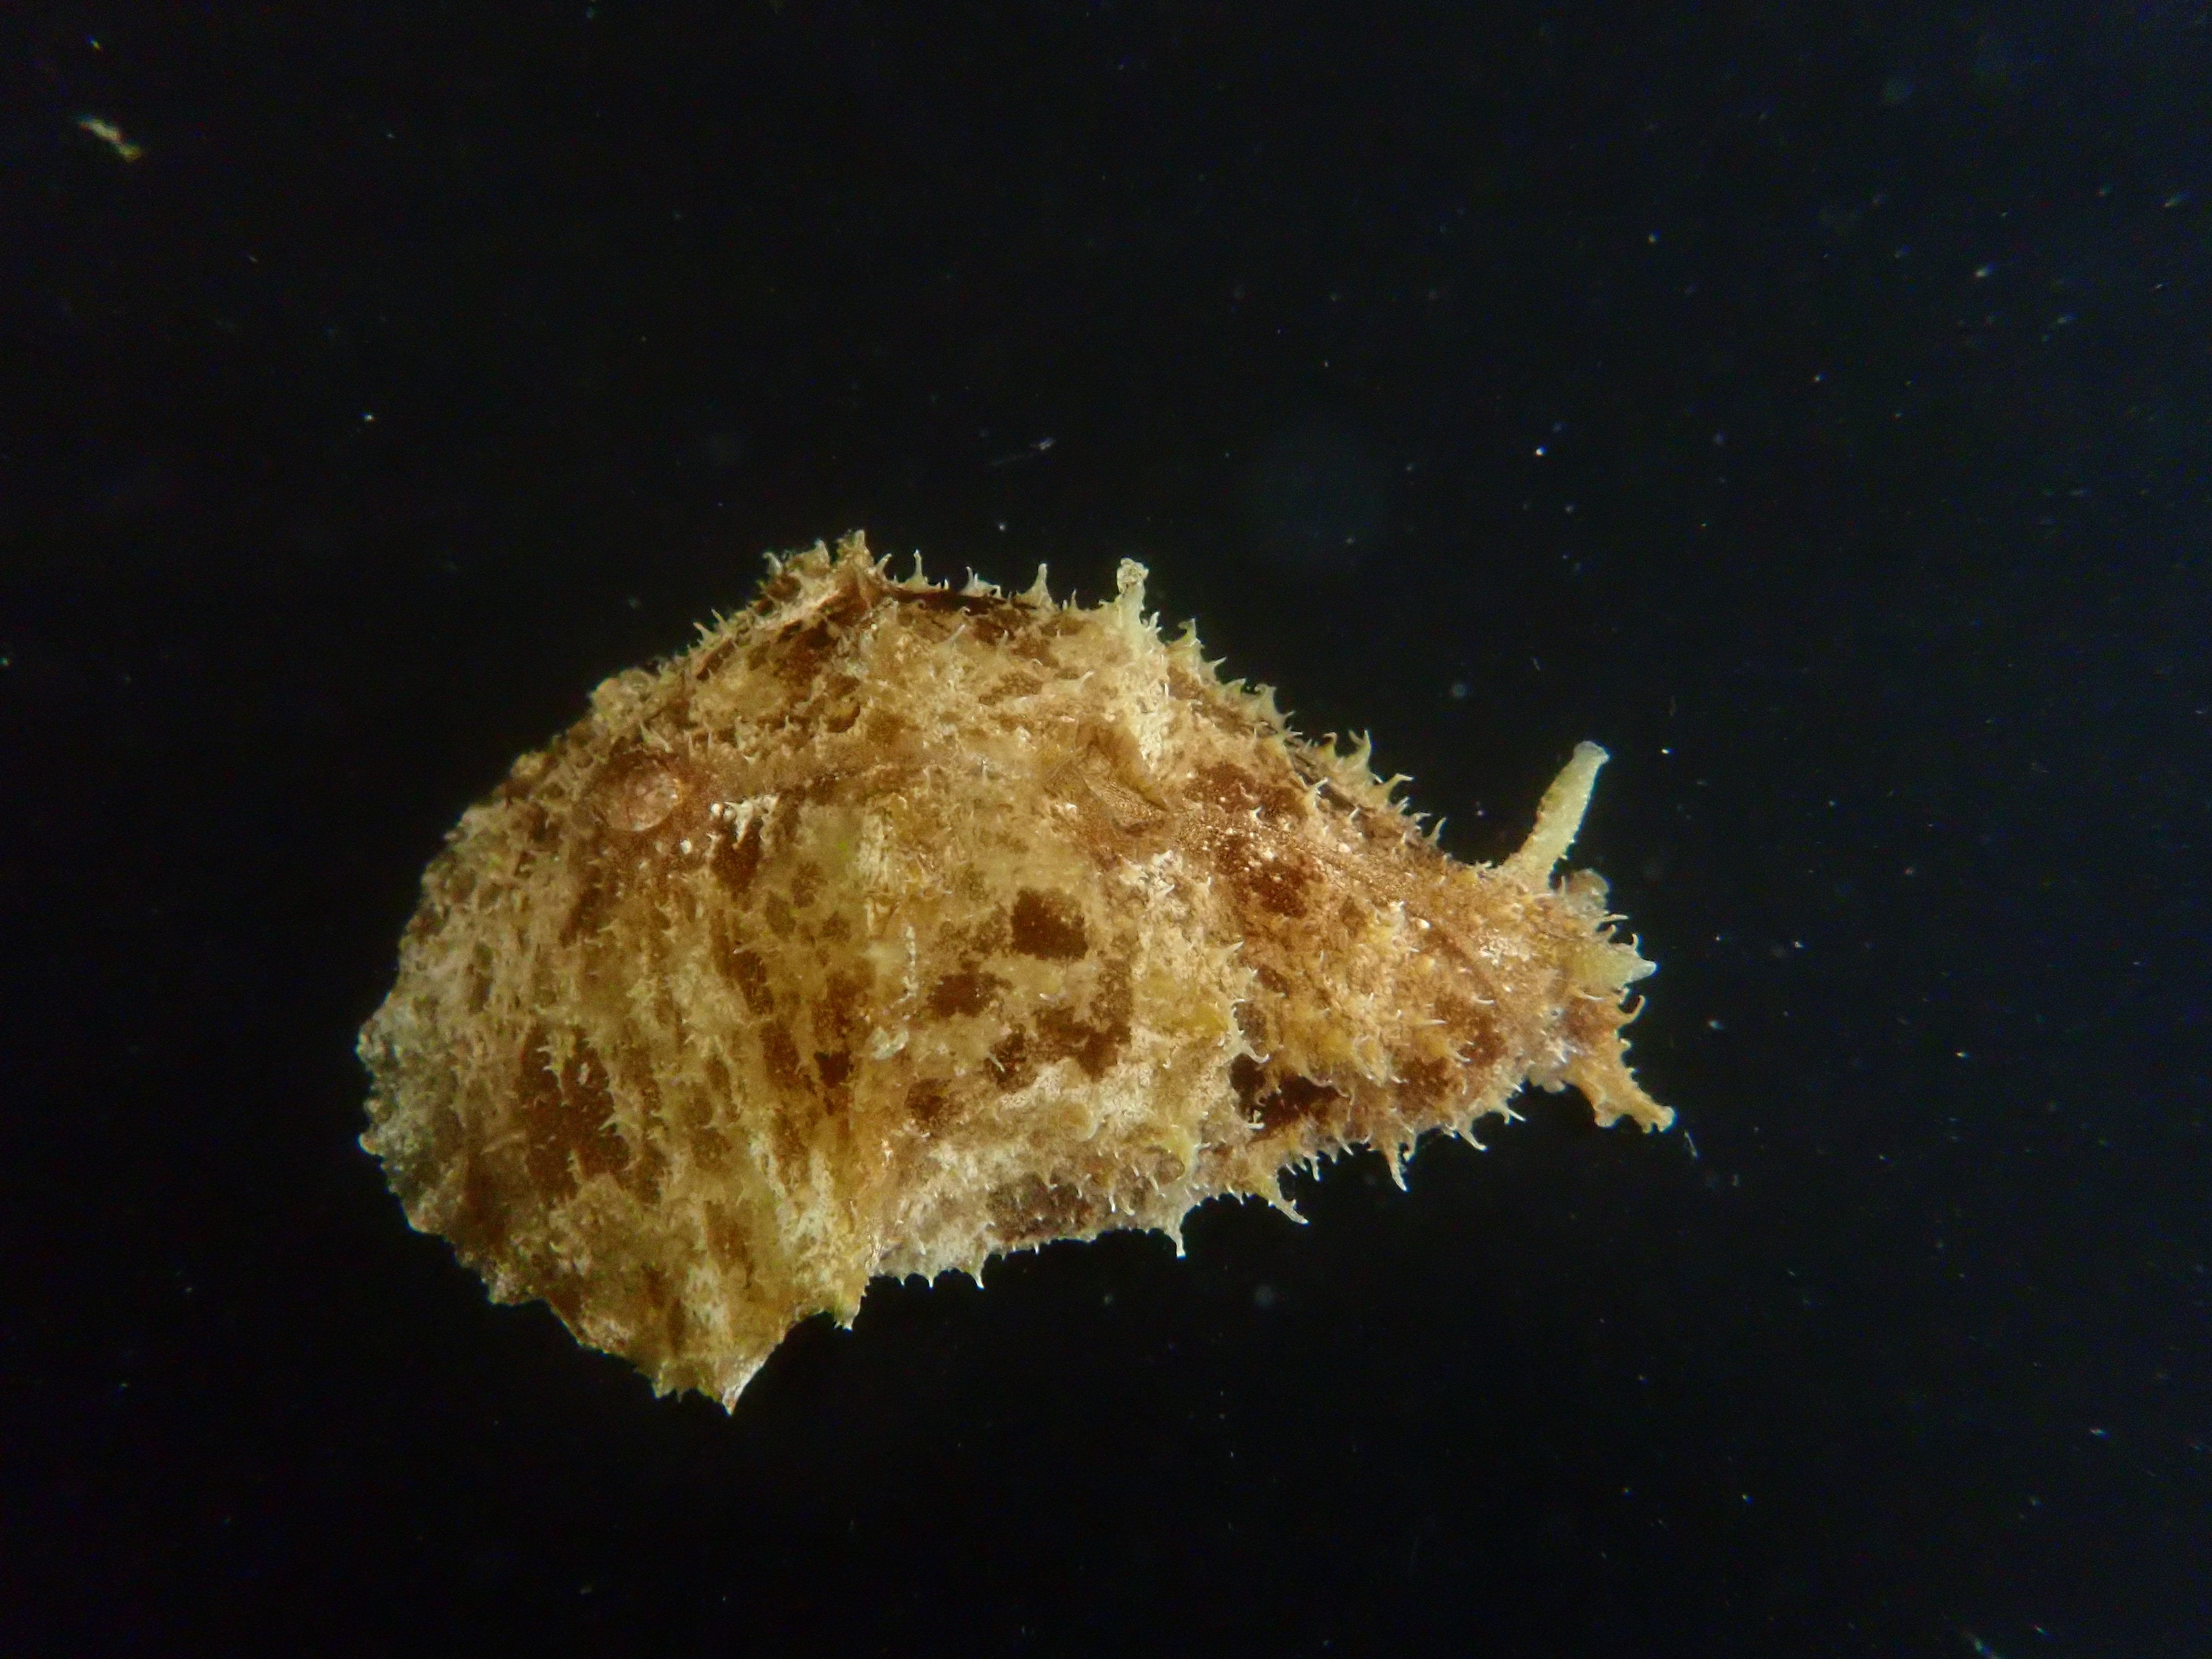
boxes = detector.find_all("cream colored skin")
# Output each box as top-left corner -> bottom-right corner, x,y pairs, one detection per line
361,535 -> 1671,1407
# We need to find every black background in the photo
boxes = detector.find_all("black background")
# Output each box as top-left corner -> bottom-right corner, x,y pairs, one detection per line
8,2 -> 2208,1654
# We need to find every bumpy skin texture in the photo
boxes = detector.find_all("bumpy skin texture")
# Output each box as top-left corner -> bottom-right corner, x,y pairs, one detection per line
360,534 -> 1671,1406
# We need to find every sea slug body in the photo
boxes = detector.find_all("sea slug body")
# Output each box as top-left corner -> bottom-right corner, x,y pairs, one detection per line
360,533 -> 1671,1406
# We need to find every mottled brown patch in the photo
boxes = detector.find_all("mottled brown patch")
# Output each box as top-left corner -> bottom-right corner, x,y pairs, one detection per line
692,638 -> 738,679
987,1029 -> 1035,1092
978,670 -> 1045,706
716,938 -> 774,1015
514,1027 -> 629,1196
789,860 -> 822,909
1032,958 -> 1133,1079
1438,994 -> 1506,1072
686,1107 -> 733,1169
711,815 -> 764,898
445,1133 -> 514,1260
560,856 -> 621,945
754,610 -> 850,687
760,1024 -> 805,1094
1009,629 -> 1067,672
1233,1001 -> 1270,1051
1170,666 -> 1269,738
1166,665 -> 1212,705
763,894 -> 795,938
990,1175 -> 1099,1248
1035,1007 -> 1127,1078
1212,832 -> 1314,920
637,1264 -> 687,1359
540,1271 -> 587,1325
464,942 -> 494,1013
818,969 -> 867,1047
949,907 -> 1010,958
400,902 -> 445,952
702,1202 -> 753,1276
813,1048 -> 852,1110
1560,992 -> 1628,1055
1395,1057 -> 1455,1115
1009,889 -> 1088,960
1193,760 -> 1307,824
1253,1072 -> 1342,1135
906,1080 -> 950,1128
895,588 -> 1014,638
1229,1052 -> 1267,1116
610,1046 -> 668,1198
753,570 -> 803,611
825,579 -> 877,628
690,1066 -> 734,1168
928,969 -> 1005,1018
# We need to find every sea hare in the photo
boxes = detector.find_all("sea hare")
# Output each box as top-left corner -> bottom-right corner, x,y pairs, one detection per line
360,533 -> 1671,1406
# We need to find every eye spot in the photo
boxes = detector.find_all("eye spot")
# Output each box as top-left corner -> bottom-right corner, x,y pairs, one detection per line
597,754 -> 686,832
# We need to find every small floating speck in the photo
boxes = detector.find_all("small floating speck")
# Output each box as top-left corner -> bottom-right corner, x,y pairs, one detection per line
76,115 -> 144,163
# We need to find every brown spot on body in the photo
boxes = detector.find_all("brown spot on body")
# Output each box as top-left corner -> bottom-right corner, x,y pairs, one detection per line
561,855 -> 621,945
1229,1053 -> 1267,1116
896,588 -> 1021,643
1394,1057 -> 1455,1115
789,862 -> 822,909
711,815 -> 764,898
753,570 -> 803,611
1437,994 -> 1506,1072
990,1175 -> 1099,1248
714,936 -> 775,1014
1170,667 -> 1271,738
1253,1072 -> 1343,1135
1193,760 -> 1307,825
636,1265 -> 688,1360
1035,1006 -> 1129,1078
906,1080 -> 950,1128
514,1027 -> 629,1196
702,1203 -> 754,1277
758,618 -> 836,687
987,1029 -> 1035,1092
1212,831 -> 1315,919
760,1024 -> 805,1094
444,1134 -> 516,1260
1032,958 -> 1133,1078
863,706 -> 913,745
540,1271 -> 588,1325
818,969 -> 867,1047
979,670 -> 1045,706
755,583 -> 871,687
928,969 -> 1005,1018
1009,889 -> 1088,959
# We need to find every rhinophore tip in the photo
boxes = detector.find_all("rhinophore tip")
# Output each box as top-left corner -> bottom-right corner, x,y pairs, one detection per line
1501,742 -> 1610,889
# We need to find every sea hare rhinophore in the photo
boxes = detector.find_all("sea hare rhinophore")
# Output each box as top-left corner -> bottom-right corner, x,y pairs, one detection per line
361,533 -> 1671,1406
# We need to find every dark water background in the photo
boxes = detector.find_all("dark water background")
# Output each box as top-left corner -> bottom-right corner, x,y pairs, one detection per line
8,3 -> 2207,1653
